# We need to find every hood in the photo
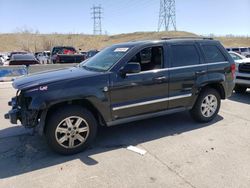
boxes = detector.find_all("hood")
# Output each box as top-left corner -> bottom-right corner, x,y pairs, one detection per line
13,66 -> 101,90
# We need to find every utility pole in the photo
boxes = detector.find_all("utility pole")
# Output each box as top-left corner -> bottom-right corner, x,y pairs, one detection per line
91,5 -> 103,35
158,0 -> 176,32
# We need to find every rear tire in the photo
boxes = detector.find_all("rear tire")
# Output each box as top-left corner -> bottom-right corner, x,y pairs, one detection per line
45,105 -> 97,155
234,85 -> 247,94
190,88 -> 221,123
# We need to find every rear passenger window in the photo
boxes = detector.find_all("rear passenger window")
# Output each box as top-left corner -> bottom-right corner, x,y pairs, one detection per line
202,45 -> 226,63
171,45 -> 200,67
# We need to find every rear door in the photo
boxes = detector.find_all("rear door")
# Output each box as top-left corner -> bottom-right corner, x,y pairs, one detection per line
168,42 -> 207,109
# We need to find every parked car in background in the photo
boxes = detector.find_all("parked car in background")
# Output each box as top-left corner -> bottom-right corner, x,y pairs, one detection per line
8,51 -> 28,60
0,55 -> 3,65
80,51 -> 87,59
229,51 -> 250,93
239,47 -> 250,57
34,51 -> 42,59
85,50 -> 99,59
227,47 -> 250,57
37,51 -> 51,64
2,53 -> 9,62
5,38 -> 235,154
8,54 -> 40,66
51,46 -> 85,64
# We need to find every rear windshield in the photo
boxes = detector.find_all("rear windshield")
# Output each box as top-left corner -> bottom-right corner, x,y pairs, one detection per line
52,47 -> 76,55
12,54 -> 36,61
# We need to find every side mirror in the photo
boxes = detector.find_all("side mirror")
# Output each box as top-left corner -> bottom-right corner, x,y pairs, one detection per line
120,62 -> 141,77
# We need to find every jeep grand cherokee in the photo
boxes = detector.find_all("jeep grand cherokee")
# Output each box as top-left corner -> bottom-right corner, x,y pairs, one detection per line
5,38 -> 235,154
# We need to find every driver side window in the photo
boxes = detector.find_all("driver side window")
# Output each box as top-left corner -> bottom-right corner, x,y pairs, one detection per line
128,46 -> 163,72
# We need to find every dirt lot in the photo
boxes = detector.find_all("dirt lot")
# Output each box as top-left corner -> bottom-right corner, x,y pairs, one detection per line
0,31 -> 249,52
0,82 -> 250,188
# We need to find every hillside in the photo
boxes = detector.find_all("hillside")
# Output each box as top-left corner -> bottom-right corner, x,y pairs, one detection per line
0,31 -> 249,52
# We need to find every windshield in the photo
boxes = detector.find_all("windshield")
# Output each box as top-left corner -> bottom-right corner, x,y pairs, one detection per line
80,46 -> 131,71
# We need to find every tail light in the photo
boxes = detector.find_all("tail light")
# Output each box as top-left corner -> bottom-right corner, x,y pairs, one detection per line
231,63 -> 236,79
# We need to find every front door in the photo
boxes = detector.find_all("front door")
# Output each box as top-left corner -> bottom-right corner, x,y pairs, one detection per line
109,45 -> 169,120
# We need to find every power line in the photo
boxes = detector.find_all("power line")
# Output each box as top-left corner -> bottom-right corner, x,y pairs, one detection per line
91,5 -> 103,35
158,0 -> 177,32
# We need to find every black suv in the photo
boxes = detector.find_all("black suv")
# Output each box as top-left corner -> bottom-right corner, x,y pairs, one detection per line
5,38 -> 235,154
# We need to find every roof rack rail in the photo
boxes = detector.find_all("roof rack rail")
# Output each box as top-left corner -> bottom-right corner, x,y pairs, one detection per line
161,37 -> 214,40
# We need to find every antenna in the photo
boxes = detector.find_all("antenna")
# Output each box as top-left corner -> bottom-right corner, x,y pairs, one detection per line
158,0 -> 177,32
91,5 -> 103,35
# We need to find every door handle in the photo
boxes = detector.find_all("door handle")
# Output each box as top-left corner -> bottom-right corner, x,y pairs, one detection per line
195,70 -> 207,75
152,76 -> 167,82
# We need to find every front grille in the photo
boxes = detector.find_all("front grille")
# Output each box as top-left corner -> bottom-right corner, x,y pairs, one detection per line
239,63 -> 250,73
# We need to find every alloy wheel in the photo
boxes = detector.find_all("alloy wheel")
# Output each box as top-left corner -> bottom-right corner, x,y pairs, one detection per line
201,94 -> 218,118
55,116 -> 90,148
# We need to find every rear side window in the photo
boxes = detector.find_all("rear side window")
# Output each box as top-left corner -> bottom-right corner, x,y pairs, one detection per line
171,45 -> 200,67
201,45 -> 226,63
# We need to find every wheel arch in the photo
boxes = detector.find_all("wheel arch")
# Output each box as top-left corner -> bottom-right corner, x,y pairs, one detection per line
201,83 -> 226,99
38,99 -> 107,135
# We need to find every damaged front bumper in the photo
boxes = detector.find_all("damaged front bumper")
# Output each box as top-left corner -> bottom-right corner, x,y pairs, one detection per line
4,95 -> 39,128
5,97 -> 20,124
4,108 -> 20,124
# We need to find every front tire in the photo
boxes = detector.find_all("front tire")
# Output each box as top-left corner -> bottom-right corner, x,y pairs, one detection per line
190,88 -> 221,122
45,105 -> 97,155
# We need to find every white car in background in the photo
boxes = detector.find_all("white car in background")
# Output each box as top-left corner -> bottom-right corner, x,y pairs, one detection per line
229,51 -> 250,93
0,55 -> 4,65
36,51 -> 51,64
227,47 -> 250,57
0,53 -> 9,65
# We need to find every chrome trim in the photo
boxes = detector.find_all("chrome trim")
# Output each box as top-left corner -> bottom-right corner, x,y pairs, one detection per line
112,93 -> 192,111
168,61 -> 228,70
108,107 -> 187,126
126,61 -> 228,75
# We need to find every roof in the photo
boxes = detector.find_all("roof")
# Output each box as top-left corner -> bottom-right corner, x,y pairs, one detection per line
113,37 -> 219,48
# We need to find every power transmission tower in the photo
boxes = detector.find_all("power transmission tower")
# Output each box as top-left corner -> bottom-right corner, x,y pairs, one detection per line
158,0 -> 176,32
91,5 -> 103,35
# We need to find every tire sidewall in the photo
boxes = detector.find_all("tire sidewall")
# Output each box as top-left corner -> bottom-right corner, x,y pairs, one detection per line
46,105 -> 97,155
191,88 -> 221,122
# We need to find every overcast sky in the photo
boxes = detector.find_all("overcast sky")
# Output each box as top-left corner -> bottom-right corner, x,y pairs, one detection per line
0,0 -> 249,35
